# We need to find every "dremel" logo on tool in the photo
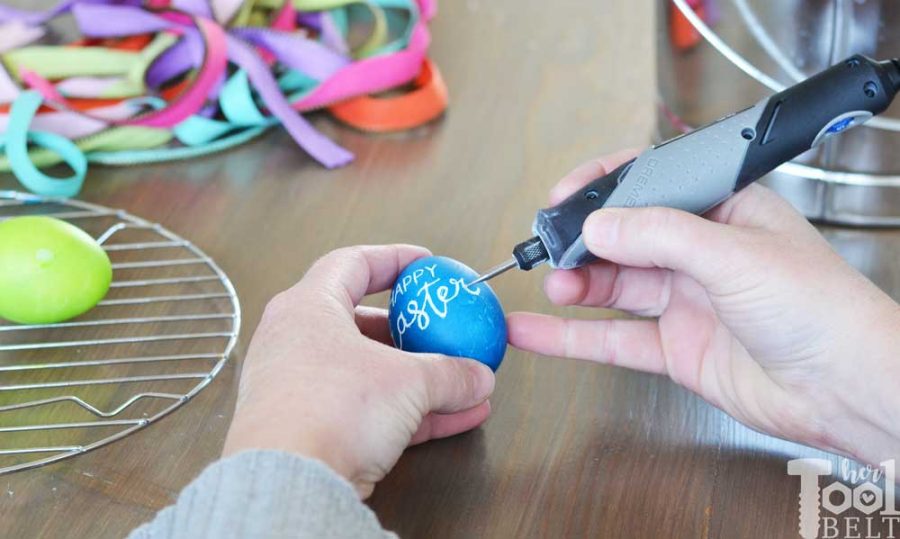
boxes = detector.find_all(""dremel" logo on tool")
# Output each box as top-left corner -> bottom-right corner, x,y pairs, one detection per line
624,158 -> 659,207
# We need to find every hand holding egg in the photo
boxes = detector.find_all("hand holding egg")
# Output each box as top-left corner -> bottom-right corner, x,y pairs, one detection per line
389,256 -> 507,371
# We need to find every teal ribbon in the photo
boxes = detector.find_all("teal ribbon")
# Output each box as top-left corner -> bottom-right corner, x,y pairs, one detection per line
2,0 -> 421,194
0,91 -> 86,197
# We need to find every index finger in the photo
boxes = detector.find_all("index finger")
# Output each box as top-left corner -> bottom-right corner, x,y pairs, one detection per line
293,244 -> 431,315
548,149 -> 640,206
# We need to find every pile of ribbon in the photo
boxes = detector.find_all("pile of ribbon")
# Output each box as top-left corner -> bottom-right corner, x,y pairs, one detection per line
0,0 -> 447,197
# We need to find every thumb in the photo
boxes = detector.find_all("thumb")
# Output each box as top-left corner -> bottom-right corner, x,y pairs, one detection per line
420,357 -> 495,414
582,207 -> 755,287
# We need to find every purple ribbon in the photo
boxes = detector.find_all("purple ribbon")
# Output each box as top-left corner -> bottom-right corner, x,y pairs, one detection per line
173,0 -> 212,18
231,28 -> 350,81
297,12 -> 322,32
227,34 -> 353,168
8,1 -> 356,168
145,31 -> 205,89
55,76 -> 120,97
319,12 -> 350,56
72,2 -> 353,167
72,3 -> 171,36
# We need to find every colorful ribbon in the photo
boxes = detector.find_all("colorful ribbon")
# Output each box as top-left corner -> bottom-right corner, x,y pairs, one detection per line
0,0 -> 449,195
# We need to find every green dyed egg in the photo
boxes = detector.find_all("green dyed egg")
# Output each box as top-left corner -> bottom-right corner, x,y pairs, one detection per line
0,216 -> 112,324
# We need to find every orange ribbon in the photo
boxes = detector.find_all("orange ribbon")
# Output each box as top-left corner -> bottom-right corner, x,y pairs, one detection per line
328,58 -> 447,132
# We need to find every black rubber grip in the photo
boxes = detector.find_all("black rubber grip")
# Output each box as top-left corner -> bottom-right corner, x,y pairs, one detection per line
532,159 -> 635,268
735,54 -> 898,189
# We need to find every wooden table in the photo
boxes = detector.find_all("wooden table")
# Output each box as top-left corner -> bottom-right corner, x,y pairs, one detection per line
3,1 -> 900,537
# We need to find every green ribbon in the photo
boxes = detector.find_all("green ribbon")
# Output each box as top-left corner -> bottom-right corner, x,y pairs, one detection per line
0,0 -> 421,193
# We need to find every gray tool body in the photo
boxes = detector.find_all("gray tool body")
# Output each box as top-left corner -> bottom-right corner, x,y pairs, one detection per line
538,100 -> 769,269
471,54 -> 900,284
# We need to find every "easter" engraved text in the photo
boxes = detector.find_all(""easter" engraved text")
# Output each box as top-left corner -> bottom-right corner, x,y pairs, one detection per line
393,273 -> 481,348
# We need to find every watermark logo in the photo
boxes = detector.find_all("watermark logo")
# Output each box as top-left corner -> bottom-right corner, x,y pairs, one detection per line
788,458 -> 900,538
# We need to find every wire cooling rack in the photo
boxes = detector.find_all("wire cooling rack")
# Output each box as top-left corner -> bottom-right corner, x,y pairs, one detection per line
0,191 -> 240,474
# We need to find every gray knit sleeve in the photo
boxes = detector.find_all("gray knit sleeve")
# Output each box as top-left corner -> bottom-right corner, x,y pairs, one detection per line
128,450 -> 397,539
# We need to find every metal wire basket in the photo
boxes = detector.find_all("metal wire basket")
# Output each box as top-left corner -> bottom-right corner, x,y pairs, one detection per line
662,0 -> 900,225
0,191 -> 240,474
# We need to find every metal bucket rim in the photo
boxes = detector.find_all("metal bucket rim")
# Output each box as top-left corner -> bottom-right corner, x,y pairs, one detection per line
670,0 -> 900,133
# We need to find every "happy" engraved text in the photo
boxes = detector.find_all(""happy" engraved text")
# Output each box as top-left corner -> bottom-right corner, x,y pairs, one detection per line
393,268 -> 481,348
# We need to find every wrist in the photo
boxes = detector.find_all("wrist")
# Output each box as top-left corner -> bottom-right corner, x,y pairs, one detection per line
223,409 -> 359,488
821,302 -> 900,464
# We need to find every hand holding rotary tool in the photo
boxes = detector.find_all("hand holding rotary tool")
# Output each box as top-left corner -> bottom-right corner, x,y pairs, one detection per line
472,54 -> 900,284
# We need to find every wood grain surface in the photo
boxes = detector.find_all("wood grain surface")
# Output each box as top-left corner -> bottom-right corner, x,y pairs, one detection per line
2,1 -> 900,538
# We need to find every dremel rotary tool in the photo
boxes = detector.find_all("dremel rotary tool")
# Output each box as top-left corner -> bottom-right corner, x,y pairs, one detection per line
470,55 -> 900,285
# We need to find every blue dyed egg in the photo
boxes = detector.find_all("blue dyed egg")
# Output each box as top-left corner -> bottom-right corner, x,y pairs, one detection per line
389,256 -> 507,371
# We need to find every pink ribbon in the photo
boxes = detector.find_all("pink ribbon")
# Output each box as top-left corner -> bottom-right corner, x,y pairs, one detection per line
1,0 -> 439,169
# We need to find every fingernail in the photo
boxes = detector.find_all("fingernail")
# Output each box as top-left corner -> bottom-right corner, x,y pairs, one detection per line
583,209 -> 623,254
470,362 -> 495,401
